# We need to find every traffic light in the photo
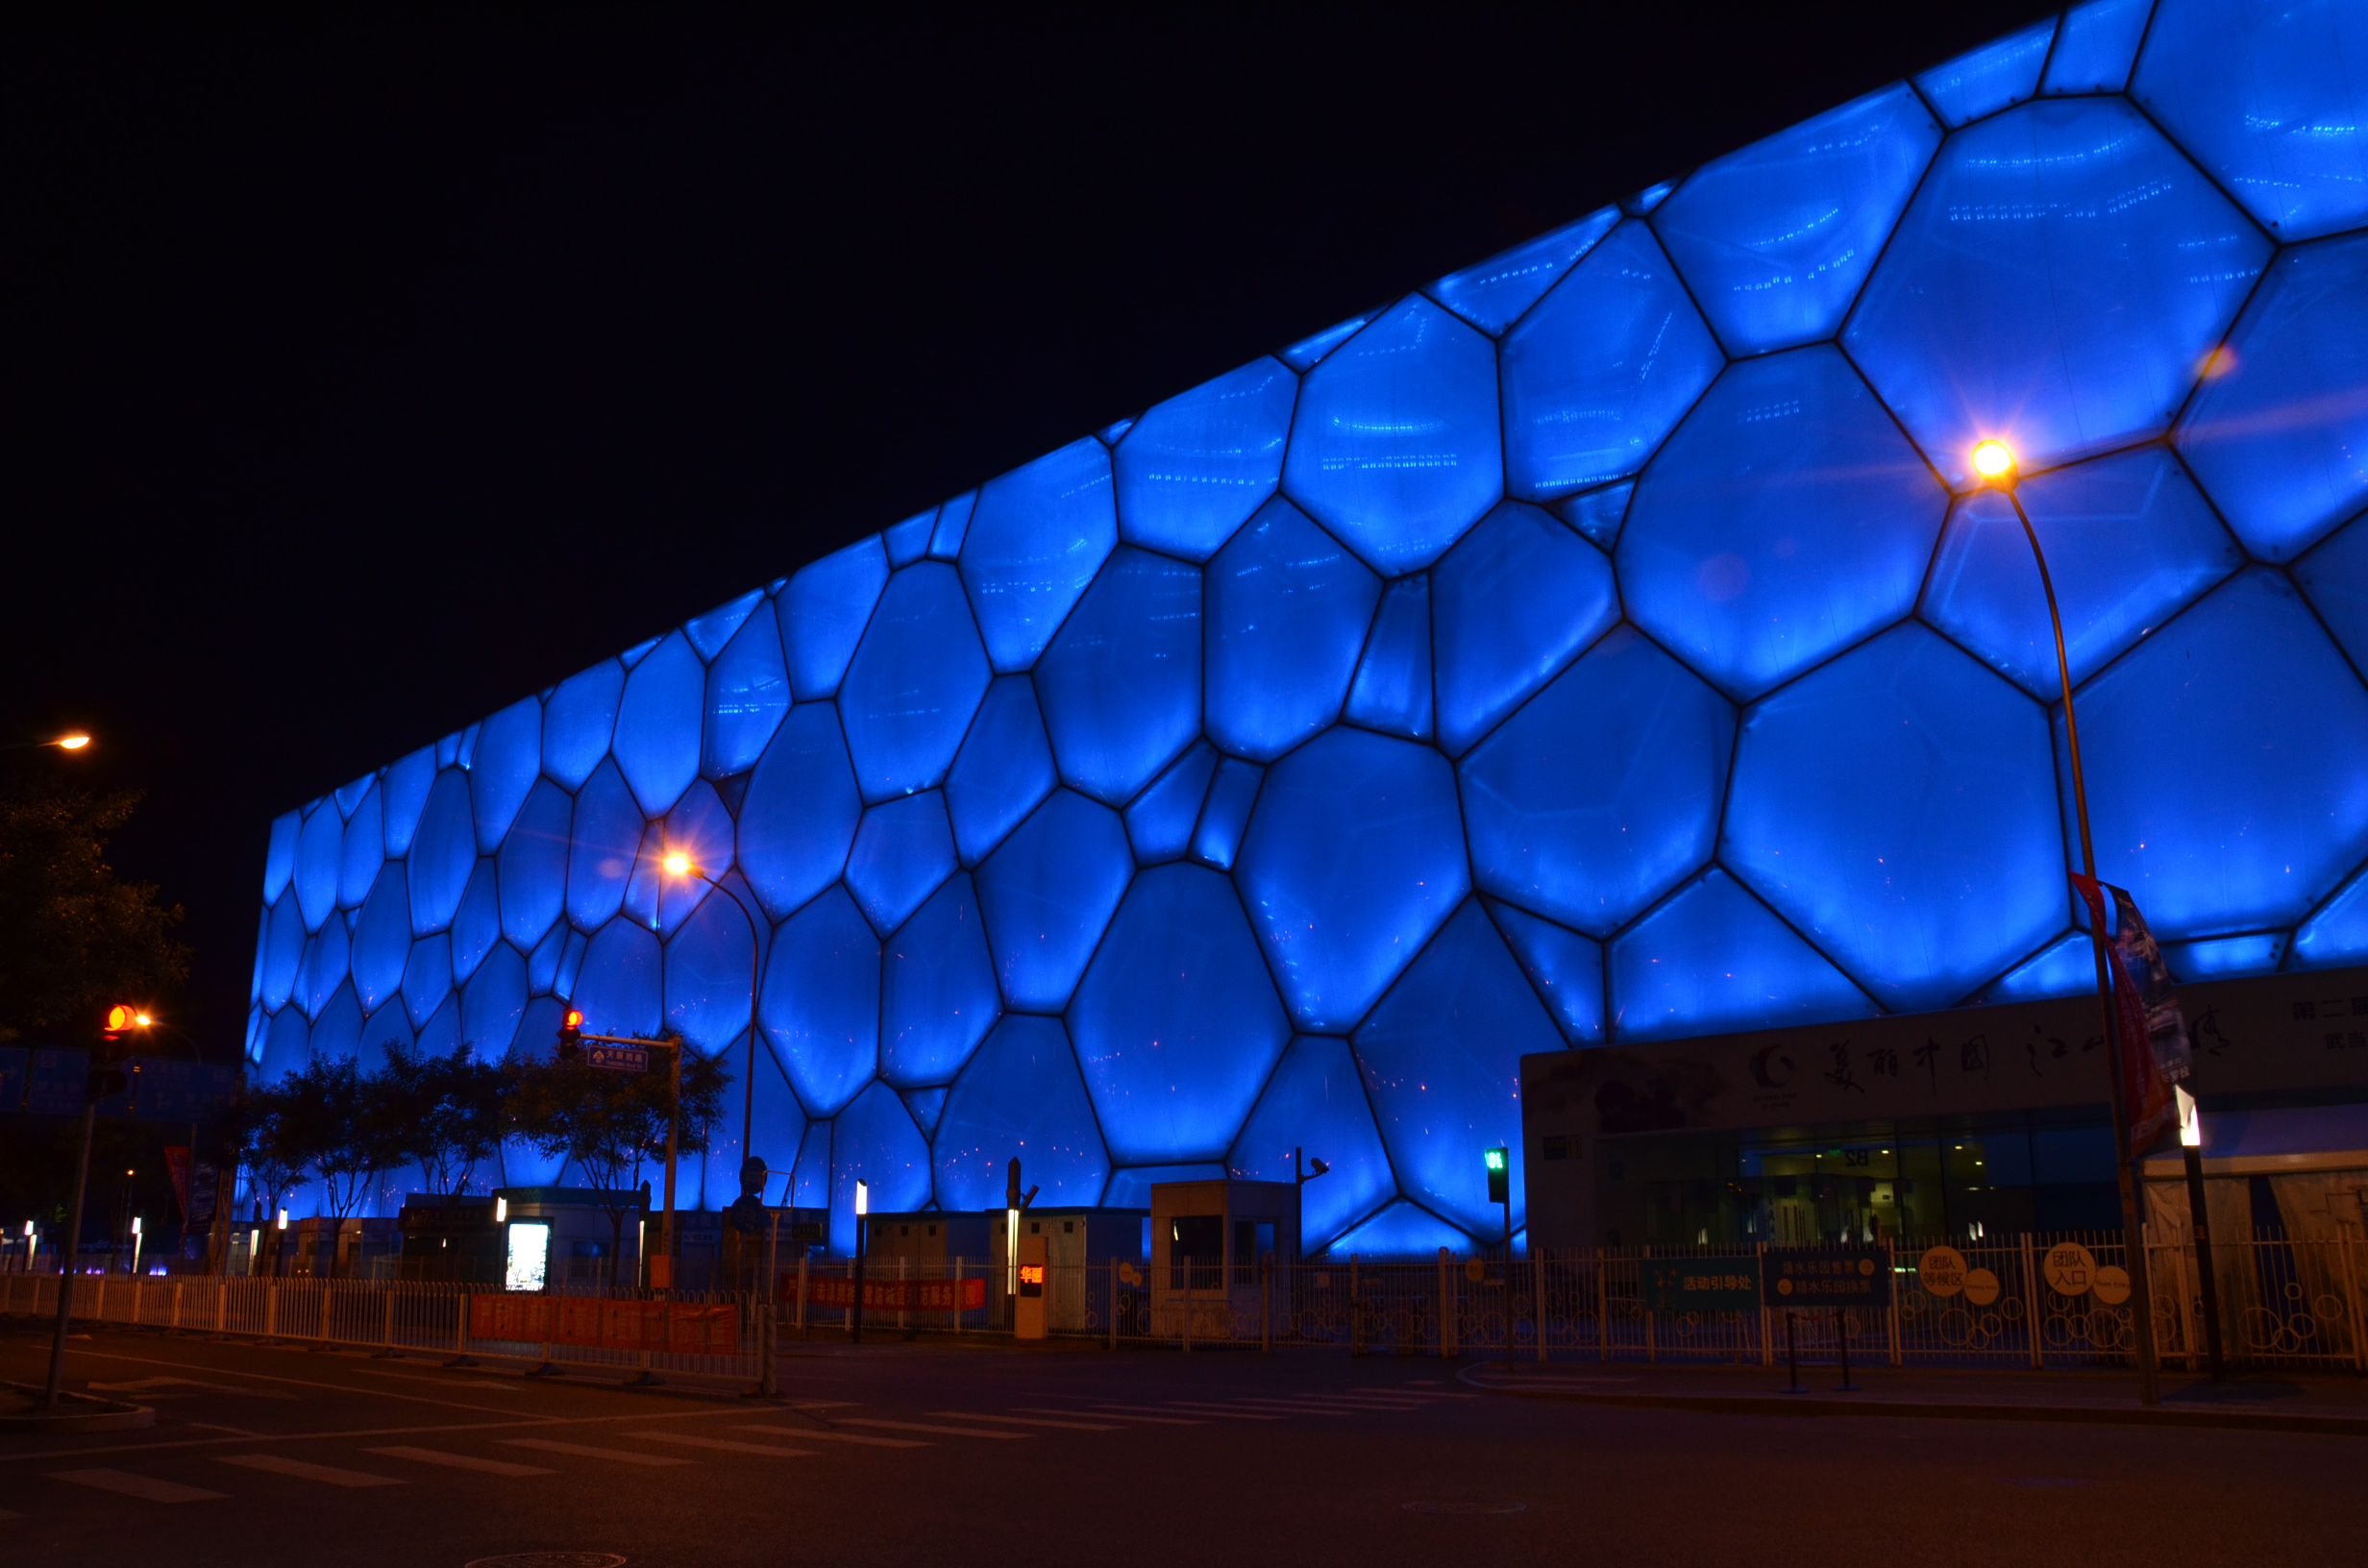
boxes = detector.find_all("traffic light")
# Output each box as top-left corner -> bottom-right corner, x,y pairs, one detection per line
1485,1145 -> 1510,1205
557,1010 -> 583,1060
89,1004 -> 139,1100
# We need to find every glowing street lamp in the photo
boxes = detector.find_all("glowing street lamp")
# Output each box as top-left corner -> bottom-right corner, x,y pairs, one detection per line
4,731 -> 93,753
1970,438 -> 2162,1403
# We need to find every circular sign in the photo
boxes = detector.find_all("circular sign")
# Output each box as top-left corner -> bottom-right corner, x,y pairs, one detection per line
1465,1259 -> 1487,1284
1919,1245 -> 1969,1297
1962,1267 -> 2002,1307
2042,1242 -> 2098,1297
1774,1276 -> 1794,1296
2093,1264 -> 2132,1307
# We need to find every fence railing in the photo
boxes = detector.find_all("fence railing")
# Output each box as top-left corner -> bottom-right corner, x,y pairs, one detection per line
11,1226 -> 2362,1375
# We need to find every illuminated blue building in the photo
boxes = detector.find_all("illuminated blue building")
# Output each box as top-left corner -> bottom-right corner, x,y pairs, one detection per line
250,1 -> 2368,1257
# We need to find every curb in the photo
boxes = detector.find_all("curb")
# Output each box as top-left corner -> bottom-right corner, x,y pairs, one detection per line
1453,1366 -> 2368,1437
0,1380 -> 157,1434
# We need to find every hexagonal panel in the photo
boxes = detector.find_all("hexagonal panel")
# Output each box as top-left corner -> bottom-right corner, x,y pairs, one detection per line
880,872 -> 1001,1088
1653,84 -> 1940,356
2060,567 -> 2368,936
1922,446 -> 2244,697
839,562 -> 994,799
1725,624 -> 2064,1011
703,597 -> 791,778
308,982 -> 362,1065
945,676 -> 1058,866
612,630 -> 704,817
1460,625 -> 1737,936
961,437 -> 1119,672
262,810 -> 300,905
2295,864 -> 2368,968
663,875 -> 758,1055
1206,498 -> 1382,761
1501,220 -> 1724,499
2179,233 -> 2368,561
683,588 -> 761,661
351,863 -> 410,1016
2040,0 -> 2149,95
337,783 -> 383,912
1235,726 -> 1469,1032
460,943 -> 528,1060
758,885 -> 879,1116
497,780 -> 572,950
2134,0 -> 2368,241
543,661 -> 623,791
1610,870 -> 1878,1042
737,703 -> 863,922
571,918 -> 663,1040
1486,900 -> 1604,1044
450,859 -> 501,985
828,1081 -> 930,1252
1912,16 -> 2054,126
1227,1034 -> 1395,1255
1189,758 -> 1262,871
1343,576 -> 1433,740
1069,863 -> 1291,1164
298,917 -> 350,1021
1432,501 -> 1617,754
653,779 -> 735,930
1033,547 -> 1202,804
933,1015 -> 1111,1210
400,932 -> 452,1030
2294,511 -> 2368,672
780,535 -> 890,700
845,791 -> 958,935
1352,901 -> 1557,1240
1123,741 -> 1219,865
1846,97 -> 2272,489
564,760 -> 644,933
1114,356 -> 1298,560
1315,1199 -> 1469,1258
293,800 -> 340,933
973,789 -> 1134,1012
1281,295 -> 1502,574
407,769 -> 478,937
471,696 -> 541,851
1621,346 -> 1949,698
1427,207 -> 1618,336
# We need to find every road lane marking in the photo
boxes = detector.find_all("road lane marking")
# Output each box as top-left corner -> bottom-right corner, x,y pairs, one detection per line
219,1455 -> 404,1487
926,1411 -> 1121,1431
1074,1407 -> 1210,1424
734,1426 -> 927,1449
625,1432 -> 818,1458
836,1418 -> 1032,1440
21,1349 -> 522,1415
502,1439 -> 694,1466
1231,1397 -> 1421,1412
87,1377 -> 294,1401
47,1469 -> 228,1503
366,1446 -> 555,1477
1156,1404 -> 1287,1420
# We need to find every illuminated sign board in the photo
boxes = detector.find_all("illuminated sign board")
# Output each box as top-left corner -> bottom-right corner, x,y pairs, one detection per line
504,1220 -> 552,1293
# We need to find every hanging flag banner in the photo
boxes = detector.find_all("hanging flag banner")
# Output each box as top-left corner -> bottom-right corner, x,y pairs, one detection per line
165,1146 -> 192,1224
2069,874 -> 2188,1158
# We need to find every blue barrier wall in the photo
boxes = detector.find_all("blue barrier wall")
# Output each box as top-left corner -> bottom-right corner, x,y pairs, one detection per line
251,0 -> 2368,1256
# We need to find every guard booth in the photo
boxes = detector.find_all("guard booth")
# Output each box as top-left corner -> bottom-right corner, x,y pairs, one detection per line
1149,1180 -> 1298,1338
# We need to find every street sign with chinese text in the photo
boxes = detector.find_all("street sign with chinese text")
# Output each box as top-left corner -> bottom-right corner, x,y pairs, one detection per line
585,1042 -> 648,1073
1763,1246 -> 1892,1307
1640,1259 -> 1760,1312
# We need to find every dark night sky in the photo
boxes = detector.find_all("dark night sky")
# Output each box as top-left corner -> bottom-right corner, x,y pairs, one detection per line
4,5 -> 2050,1057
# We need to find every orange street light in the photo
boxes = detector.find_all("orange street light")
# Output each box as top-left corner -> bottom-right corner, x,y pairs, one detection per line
663,852 -> 694,876
5,731 -> 93,753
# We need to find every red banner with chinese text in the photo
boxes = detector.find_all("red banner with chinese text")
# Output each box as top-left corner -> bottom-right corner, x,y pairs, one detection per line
790,1274 -> 987,1311
468,1293 -> 740,1354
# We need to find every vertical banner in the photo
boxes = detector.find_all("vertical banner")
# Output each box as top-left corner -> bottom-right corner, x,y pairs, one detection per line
2069,874 -> 2186,1158
164,1146 -> 192,1225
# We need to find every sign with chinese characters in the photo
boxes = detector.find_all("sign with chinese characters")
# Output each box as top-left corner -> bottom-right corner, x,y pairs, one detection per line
1640,1259 -> 1761,1312
1916,1245 -> 1968,1297
585,1042 -> 649,1073
1763,1247 -> 1891,1307
2041,1241 -> 2098,1297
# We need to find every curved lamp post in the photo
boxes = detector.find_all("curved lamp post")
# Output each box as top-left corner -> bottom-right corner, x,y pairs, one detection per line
1971,438 -> 2160,1405
660,853 -> 764,1168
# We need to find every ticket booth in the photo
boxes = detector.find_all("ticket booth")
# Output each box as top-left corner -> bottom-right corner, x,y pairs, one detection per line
1148,1180 -> 1299,1338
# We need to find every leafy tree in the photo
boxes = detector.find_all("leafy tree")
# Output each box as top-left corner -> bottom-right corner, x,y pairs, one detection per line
218,1079 -> 304,1272
275,1056 -> 408,1265
379,1041 -> 507,1201
0,775 -> 188,1042
506,1033 -> 730,1290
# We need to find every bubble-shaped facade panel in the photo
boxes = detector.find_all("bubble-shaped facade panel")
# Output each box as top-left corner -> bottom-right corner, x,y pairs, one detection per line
1912,16 -> 2055,126
945,675 -> 1057,865
1612,870 -> 1879,1043
1353,902 -> 1557,1239
933,1016 -> 1111,1211
2294,513 -> 2368,673
401,932 -> 453,1031
2042,0 -> 2150,95
1653,84 -> 1940,356
407,769 -> 478,938
1123,742 -> 1219,865
571,918 -> 664,1041
1488,901 -> 1605,1045
1432,502 -> 1617,754
460,943 -> 529,1061
1460,625 -> 1736,936
1034,548 -> 1202,805
1621,346 -> 1949,698
1318,1198 -> 1472,1258
337,785 -> 384,912
449,859 -> 502,986
1236,726 -> 1469,1033
496,779 -> 572,951
845,791 -> 958,935
2134,0 -> 2368,241
1428,208 -> 1618,336
1113,356 -> 1297,560
961,437 -> 1119,672
1281,295 -> 1503,574
308,982 -> 362,1065
351,863 -> 411,1016
1344,576 -> 1433,741
1725,624 -> 2064,1012
564,760 -> 644,933
471,697 -> 541,851
1228,1035 -> 1395,1253
2296,865 -> 2368,969
1205,498 -> 1380,762
543,662 -> 623,791
293,802 -> 341,934
1190,758 -> 1262,871
704,598 -> 791,778
781,536 -> 890,700
1502,220 -> 1724,498
2061,568 -> 2368,937
263,811 -> 300,905
1070,864 -> 1292,1164
663,882 -> 758,1055
2179,233 -> 2368,562
610,631 -> 704,817
973,790 -> 1133,1014
1847,98 -> 2273,489
1921,447 -> 2244,697
683,588 -> 761,662
758,885 -> 880,1116
880,872 -> 1001,1088
736,702 -> 864,922
839,562 -> 994,799
299,917 -> 351,1021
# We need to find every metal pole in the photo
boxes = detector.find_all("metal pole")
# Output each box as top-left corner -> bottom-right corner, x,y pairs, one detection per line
2003,481 -> 2161,1407
660,1042 -> 680,1290
1502,1192 -> 1515,1374
43,1101 -> 98,1407
850,1215 -> 866,1344
2182,1137 -> 2226,1379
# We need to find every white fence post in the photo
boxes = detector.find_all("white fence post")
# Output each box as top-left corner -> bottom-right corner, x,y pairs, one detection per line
2021,1235 -> 2043,1369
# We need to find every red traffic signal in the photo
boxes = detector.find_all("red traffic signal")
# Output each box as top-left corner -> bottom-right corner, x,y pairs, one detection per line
557,1009 -> 584,1060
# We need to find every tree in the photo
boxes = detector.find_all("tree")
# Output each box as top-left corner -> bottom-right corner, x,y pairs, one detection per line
506,1034 -> 730,1290
274,1056 -> 408,1269
0,775 -> 188,1042
379,1041 -> 507,1201
218,1079 -> 304,1273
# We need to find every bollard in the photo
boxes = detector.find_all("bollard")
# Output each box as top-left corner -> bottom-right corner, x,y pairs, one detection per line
448,1291 -> 476,1367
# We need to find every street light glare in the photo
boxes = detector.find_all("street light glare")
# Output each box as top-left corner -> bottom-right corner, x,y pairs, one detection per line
55,733 -> 91,750
1970,439 -> 2017,481
663,852 -> 693,876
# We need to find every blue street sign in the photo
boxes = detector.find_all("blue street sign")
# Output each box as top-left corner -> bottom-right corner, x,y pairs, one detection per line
585,1043 -> 649,1073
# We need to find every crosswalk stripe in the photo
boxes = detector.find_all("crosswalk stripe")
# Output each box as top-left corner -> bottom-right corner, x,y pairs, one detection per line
836,1418 -> 1032,1440
1156,1403 -> 1287,1420
1063,1408 -> 1209,1425
219,1455 -> 404,1488
735,1425 -> 929,1449
501,1438 -> 694,1467
625,1432 -> 817,1458
47,1469 -> 228,1504
366,1447 -> 555,1477
925,1411 -> 1122,1431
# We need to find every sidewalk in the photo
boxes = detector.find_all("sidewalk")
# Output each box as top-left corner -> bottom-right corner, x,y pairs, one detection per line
1457,1360 -> 2368,1435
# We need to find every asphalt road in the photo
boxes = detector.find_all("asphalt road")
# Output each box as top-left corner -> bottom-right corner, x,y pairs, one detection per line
1,1319 -> 2356,1568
